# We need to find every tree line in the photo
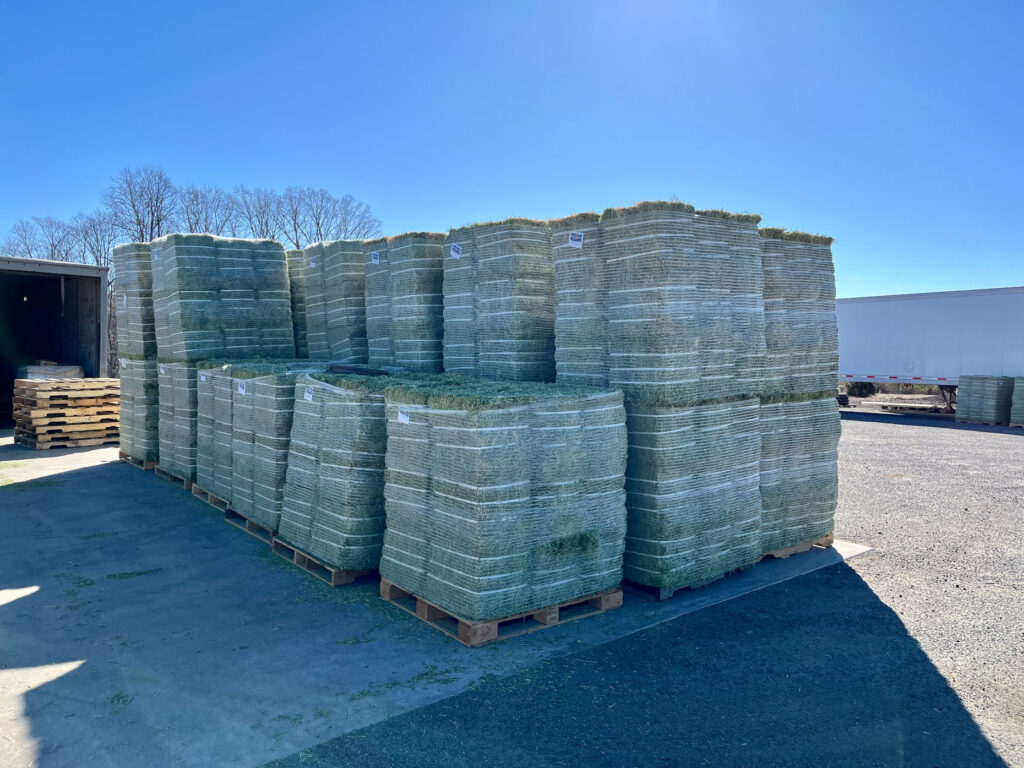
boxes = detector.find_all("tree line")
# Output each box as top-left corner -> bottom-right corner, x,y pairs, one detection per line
1,166 -> 383,267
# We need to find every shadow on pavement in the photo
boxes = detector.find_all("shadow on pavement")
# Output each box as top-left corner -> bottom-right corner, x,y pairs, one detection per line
841,409 -> 1022,435
262,562 -> 1009,768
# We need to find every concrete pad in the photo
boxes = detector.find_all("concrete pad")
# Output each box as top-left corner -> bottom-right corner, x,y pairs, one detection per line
0,429 -> 867,768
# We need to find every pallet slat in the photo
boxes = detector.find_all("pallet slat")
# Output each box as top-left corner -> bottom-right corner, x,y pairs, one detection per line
15,434 -> 119,450
223,508 -> 272,543
119,452 -> 156,471
271,538 -> 372,587
154,466 -> 193,491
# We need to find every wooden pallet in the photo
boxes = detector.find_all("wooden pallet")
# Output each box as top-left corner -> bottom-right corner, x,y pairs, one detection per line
16,404 -> 120,420
14,387 -> 120,401
15,427 -> 119,444
271,538 -> 372,587
14,378 -> 120,393
380,578 -> 623,647
1010,423 -> 1024,429
191,484 -> 230,512
15,433 -> 119,450
14,395 -> 120,410
15,412 -> 119,427
763,532 -> 835,560
224,508 -> 273,544
119,451 -> 156,471
955,419 -> 1004,426
154,465 -> 193,491
16,421 -> 119,436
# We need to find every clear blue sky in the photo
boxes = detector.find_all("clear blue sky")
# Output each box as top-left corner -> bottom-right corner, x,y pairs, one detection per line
1,0 -> 1021,297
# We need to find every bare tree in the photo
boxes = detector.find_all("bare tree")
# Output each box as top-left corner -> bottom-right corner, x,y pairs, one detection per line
233,186 -> 282,240
2,219 -> 42,258
333,193 -> 382,240
300,188 -> 382,243
275,186 -> 309,249
178,184 -> 237,235
103,166 -> 177,242
75,211 -> 119,268
34,216 -> 81,262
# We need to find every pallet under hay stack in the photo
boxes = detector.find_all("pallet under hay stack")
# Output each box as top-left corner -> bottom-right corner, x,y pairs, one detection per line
379,378 -> 627,645
14,378 -> 120,449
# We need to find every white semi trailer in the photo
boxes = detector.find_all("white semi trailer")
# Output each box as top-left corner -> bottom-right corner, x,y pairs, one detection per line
837,286 -> 1024,388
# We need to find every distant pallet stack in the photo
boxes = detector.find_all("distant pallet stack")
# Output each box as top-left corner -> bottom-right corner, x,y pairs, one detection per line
14,378 -> 120,449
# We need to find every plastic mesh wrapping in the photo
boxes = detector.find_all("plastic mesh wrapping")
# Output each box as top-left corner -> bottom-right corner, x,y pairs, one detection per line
380,379 -> 627,621
758,396 -> 840,552
196,363 -> 233,497
118,356 -> 159,463
278,373 -> 390,568
303,243 -> 330,359
156,362 -> 198,480
443,219 -> 555,382
150,234 -> 294,362
956,375 -> 1015,424
622,399 -> 763,591
1011,379 -> 1024,426
600,203 -> 766,404
364,238 -> 393,368
112,243 -> 156,359
229,362 -> 325,531
325,240 -> 368,363
286,250 -> 308,358
551,214 -> 606,386
759,232 -> 838,396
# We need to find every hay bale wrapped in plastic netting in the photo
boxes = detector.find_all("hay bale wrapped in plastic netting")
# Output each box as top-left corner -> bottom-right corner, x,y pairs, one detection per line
552,213 -> 606,386
1011,378 -> 1024,426
156,362 -> 198,480
441,226 -> 477,375
230,361 -> 325,531
759,230 -> 838,396
956,375 -> 1015,424
303,243 -> 330,359
600,203 -> 766,402
286,250 -> 308,358
118,356 -> 159,463
364,238 -> 393,368
381,378 -> 627,621
389,232 -> 446,372
278,372 -> 393,568
150,234 -> 295,362
196,362 -> 234,498
324,240 -> 368,363
622,398 -> 763,591
758,395 -> 840,553
112,243 -> 156,360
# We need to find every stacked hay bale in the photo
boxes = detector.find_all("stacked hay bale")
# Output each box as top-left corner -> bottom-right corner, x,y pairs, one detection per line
373,232 -> 446,372
303,243 -> 330,359
443,218 -> 555,381
286,250 -> 308,358
149,234 -> 296,482
380,378 -> 627,621
196,362 -> 234,499
277,372 -> 391,568
1011,378 -> 1024,426
303,240 -> 367,363
757,229 -> 841,554
553,202 -> 769,594
113,243 -> 159,464
956,375 -> 1015,425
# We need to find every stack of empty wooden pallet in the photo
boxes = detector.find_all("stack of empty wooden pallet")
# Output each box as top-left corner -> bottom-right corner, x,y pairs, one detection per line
14,378 -> 121,450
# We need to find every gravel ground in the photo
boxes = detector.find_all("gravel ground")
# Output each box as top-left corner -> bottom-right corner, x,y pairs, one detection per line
264,412 -> 1024,768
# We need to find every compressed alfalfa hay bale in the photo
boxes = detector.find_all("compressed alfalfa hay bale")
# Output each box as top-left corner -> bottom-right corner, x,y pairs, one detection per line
551,213 -> 606,386
112,243 -> 156,360
758,229 -> 838,397
1011,378 -> 1024,426
758,395 -> 841,553
622,397 -> 763,592
303,243 -> 330,360
277,372 -> 391,568
955,375 -> 1014,424
118,356 -> 159,463
388,232 -> 446,373
363,238 -> 393,368
230,362 -> 325,531
150,234 -> 295,362
599,202 -> 766,404
441,226 -> 477,375
323,240 -> 368,364
196,362 -> 234,497
286,250 -> 308,359
380,378 -> 627,621
156,362 -> 198,481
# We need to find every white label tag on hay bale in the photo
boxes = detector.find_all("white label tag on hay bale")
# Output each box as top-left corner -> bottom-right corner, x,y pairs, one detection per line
304,386 -> 314,402
568,232 -> 585,249
238,381 -> 246,395
120,358 -> 127,368
200,372 -> 206,382
152,248 -> 161,261
309,256 -> 317,267
159,365 -> 165,375
371,251 -> 380,265
450,244 -> 461,259
123,293 -> 127,308
397,407 -> 410,424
